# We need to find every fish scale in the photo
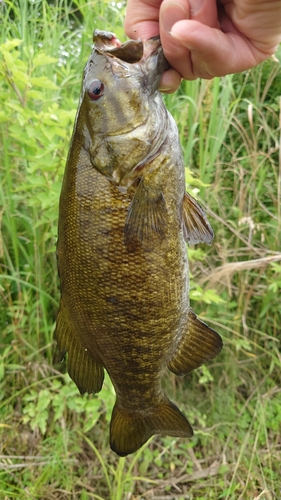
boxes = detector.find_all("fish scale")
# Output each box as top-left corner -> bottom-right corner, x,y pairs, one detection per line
53,30 -> 223,456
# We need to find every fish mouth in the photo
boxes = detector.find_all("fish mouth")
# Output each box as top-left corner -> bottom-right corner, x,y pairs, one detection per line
93,29 -> 170,69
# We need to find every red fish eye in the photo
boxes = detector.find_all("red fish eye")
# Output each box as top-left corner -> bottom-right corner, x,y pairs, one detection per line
87,80 -> 104,100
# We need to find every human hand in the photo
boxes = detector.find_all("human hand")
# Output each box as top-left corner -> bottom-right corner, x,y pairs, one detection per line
125,0 -> 281,92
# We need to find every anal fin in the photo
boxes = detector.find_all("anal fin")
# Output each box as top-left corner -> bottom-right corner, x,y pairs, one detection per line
183,191 -> 214,245
110,397 -> 193,457
167,310 -> 223,376
53,301 -> 104,395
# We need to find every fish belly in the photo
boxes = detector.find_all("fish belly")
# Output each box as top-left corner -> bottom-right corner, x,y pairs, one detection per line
59,157 -> 189,401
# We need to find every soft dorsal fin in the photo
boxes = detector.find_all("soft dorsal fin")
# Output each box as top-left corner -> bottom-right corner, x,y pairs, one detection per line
182,191 -> 214,245
167,310 -> 223,376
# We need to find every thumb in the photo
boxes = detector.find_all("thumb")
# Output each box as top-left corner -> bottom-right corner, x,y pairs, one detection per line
159,1 -> 195,80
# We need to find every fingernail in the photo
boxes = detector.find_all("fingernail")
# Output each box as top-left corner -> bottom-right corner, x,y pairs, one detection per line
189,0 -> 204,15
161,2 -> 187,33
169,29 -> 193,49
169,28 -> 189,43
158,86 -> 173,93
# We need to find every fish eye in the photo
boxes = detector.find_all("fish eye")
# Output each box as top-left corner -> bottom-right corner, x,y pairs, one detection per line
87,79 -> 104,100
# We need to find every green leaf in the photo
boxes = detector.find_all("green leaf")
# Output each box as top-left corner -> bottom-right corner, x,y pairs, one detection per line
202,289 -> 225,304
198,365 -> 214,384
0,111 -> 9,123
11,69 -> 30,86
37,389 -> 52,412
37,411 -> 48,434
1,50 -> 14,67
52,394 -> 65,421
33,53 -> 57,67
27,89 -> 44,100
31,76 -> 58,90
0,39 -> 22,53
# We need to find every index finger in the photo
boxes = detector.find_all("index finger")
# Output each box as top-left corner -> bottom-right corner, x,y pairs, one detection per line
124,0 -> 183,92
124,0 -> 162,39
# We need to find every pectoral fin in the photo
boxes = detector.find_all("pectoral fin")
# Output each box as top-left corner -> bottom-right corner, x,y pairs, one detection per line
53,301 -> 104,394
124,180 -> 167,252
183,191 -> 214,245
167,310 -> 223,376
110,397 -> 193,456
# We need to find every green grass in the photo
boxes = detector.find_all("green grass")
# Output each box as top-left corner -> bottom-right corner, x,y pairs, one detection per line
0,1 -> 281,499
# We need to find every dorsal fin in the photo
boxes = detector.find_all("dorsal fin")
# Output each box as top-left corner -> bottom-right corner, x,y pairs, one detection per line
167,310 -> 223,376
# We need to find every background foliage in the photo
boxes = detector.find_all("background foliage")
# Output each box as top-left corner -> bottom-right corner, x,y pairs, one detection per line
0,1 -> 280,499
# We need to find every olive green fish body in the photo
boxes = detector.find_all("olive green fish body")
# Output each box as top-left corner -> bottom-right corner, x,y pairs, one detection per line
54,31 -> 223,456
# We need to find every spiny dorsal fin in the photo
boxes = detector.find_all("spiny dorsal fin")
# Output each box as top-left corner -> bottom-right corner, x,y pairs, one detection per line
53,301 -> 104,395
110,397 -> 193,457
183,191 -> 214,245
124,180 -> 167,252
167,310 -> 223,376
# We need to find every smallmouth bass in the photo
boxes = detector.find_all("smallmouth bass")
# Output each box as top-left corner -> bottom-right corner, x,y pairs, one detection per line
54,30 -> 223,457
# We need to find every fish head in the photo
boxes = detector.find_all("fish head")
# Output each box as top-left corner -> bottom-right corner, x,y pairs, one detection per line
76,30 -> 169,188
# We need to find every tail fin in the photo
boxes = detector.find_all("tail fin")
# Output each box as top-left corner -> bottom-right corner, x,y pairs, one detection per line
110,398 -> 193,456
